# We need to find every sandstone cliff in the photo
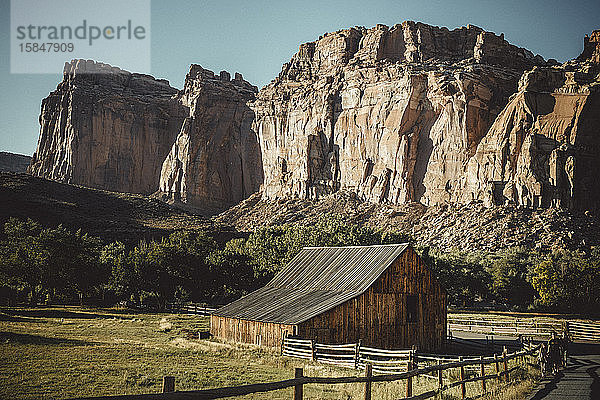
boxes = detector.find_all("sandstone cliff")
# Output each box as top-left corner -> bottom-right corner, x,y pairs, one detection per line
29,60 -> 186,194
253,22 -> 548,206
252,23 -> 600,212
29,25 -> 600,214
578,30 -> 600,64
462,63 -> 600,211
158,66 -> 263,212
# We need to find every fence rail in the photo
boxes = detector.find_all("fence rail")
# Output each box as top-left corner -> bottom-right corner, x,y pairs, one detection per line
447,316 -> 563,338
166,303 -> 216,316
568,320 -> 600,341
448,316 -> 600,343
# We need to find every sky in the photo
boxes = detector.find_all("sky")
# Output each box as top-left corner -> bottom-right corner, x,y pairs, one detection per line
0,0 -> 599,156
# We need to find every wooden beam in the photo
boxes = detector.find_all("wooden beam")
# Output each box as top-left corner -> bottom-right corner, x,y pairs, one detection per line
459,356 -> 466,400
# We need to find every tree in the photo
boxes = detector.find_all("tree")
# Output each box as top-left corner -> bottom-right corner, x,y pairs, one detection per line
0,218 -> 44,304
228,216 -> 412,285
488,247 -> 537,309
531,248 -> 600,315
419,246 -> 492,307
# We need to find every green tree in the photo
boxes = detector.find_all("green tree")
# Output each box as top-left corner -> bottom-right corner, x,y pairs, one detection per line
531,248 -> 600,315
0,218 -> 44,304
488,247 -> 537,308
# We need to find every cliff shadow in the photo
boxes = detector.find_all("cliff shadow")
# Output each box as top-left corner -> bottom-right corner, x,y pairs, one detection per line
239,107 -> 264,203
572,92 -> 600,212
411,99 -> 436,203
0,173 -> 218,246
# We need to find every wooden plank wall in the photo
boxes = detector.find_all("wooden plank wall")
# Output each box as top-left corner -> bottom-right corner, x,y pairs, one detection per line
298,247 -> 447,351
210,315 -> 295,348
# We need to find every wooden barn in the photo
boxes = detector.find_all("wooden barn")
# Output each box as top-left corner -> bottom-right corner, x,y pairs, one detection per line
210,243 -> 446,351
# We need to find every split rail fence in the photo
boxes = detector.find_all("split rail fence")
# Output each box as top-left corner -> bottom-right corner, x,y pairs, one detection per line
72,342 -> 540,400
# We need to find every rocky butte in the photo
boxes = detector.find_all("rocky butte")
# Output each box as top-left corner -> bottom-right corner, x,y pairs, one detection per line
159,66 -> 263,212
29,23 -> 600,213
29,60 -> 186,194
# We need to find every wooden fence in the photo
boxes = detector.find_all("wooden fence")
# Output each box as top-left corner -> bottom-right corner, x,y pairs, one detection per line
448,316 -> 564,338
448,316 -> 600,342
567,320 -> 600,341
166,303 -> 216,316
281,336 -> 413,374
71,343 -> 540,400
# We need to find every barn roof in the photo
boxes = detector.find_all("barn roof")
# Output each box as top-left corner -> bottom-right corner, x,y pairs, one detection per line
212,243 -> 410,325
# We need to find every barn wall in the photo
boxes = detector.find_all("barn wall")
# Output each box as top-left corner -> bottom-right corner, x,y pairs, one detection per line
210,315 -> 295,348
298,247 -> 446,351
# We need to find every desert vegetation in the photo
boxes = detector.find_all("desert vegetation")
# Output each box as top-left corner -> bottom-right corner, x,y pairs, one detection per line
1,217 -> 599,316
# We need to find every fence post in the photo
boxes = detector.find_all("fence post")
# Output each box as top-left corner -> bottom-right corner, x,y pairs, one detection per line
406,351 -> 413,398
162,376 -> 175,393
459,356 -> 466,400
412,345 -> 418,369
355,339 -> 362,369
293,368 -> 303,400
364,363 -> 372,400
437,359 -> 443,389
503,347 -> 509,382
480,355 -> 486,394
311,339 -> 316,361
494,354 -> 500,382
281,331 -> 287,356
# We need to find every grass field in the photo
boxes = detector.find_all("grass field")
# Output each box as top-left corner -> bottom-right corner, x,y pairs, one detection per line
0,307 -> 538,399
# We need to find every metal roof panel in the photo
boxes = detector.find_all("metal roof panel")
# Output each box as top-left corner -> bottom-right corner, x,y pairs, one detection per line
213,243 -> 410,324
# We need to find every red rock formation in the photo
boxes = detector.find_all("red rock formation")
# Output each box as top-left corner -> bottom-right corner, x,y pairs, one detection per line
253,22 -> 548,206
578,30 -> 600,64
158,65 -> 263,212
462,65 -> 600,212
29,25 -> 600,213
29,60 -> 186,194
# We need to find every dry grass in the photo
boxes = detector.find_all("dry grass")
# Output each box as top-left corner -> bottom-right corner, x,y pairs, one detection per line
0,307 -> 539,399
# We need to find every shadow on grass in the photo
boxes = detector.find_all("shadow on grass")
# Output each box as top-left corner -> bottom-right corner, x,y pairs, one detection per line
0,312 -> 47,323
0,331 -> 95,346
0,308 -> 126,320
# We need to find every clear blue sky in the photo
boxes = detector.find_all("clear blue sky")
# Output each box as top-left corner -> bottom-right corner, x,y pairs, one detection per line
1,0 -> 599,156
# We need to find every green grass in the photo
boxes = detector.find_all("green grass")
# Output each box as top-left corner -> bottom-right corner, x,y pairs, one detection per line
0,307 -> 539,399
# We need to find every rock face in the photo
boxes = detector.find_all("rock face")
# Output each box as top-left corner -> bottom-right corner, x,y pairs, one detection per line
29,60 -> 186,194
29,60 -> 263,212
578,30 -> 600,64
253,23 -> 600,212
159,66 -> 263,212
462,64 -> 600,211
0,152 -> 31,173
253,23 -> 545,205
29,26 -> 600,214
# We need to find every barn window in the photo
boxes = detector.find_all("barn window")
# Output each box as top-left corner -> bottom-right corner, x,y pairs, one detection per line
406,295 -> 418,323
